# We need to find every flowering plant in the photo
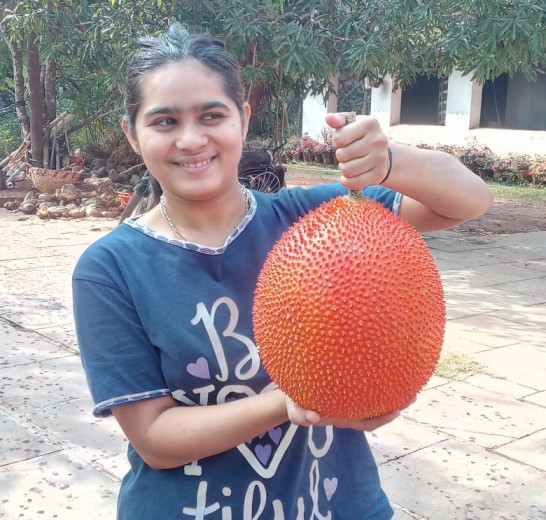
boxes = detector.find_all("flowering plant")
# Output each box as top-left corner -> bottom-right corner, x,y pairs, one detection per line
459,140 -> 496,172
313,141 -> 333,154
530,155 -> 546,185
293,134 -> 317,155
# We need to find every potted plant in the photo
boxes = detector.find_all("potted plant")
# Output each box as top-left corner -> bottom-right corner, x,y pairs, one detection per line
294,134 -> 316,162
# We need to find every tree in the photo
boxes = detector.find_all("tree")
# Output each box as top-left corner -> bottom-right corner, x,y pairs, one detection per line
1,0 -> 544,166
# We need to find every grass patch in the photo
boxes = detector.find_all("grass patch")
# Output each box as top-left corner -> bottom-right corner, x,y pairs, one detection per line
434,352 -> 491,380
487,181 -> 546,201
286,162 -> 340,178
287,162 -> 546,203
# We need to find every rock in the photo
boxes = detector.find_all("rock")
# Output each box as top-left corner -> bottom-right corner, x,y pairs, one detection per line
3,201 -> 20,211
85,204 -> 103,217
129,174 -> 141,186
68,207 -> 86,218
19,202 -> 37,214
38,193 -> 54,203
36,202 -> 56,219
56,184 -> 79,203
91,159 -> 107,170
23,190 -> 40,205
47,206 -> 68,219
95,166 -> 109,178
101,210 -> 120,218
109,169 -> 122,183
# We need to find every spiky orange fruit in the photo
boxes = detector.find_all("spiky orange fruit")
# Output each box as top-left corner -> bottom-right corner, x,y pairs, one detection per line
253,195 -> 445,420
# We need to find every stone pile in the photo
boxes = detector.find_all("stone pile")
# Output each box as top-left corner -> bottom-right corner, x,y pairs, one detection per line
2,157 -> 144,220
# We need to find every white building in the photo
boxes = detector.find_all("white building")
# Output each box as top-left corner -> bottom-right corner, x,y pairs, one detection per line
302,71 -> 546,155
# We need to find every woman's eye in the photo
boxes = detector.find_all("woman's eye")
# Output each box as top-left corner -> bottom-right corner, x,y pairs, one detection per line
202,113 -> 224,122
154,117 -> 176,127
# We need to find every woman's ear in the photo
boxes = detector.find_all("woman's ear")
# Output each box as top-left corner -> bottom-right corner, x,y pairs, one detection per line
241,103 -> 251,141
121,118 -> 141,155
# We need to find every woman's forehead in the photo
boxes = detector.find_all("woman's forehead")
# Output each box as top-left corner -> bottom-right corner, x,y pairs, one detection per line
139,60 -> 230,107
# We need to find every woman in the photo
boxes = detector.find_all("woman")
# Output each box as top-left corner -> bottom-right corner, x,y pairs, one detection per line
73,23 -> 494,519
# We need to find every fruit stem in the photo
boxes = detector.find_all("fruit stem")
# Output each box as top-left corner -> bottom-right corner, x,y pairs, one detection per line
345,112 -> 364,200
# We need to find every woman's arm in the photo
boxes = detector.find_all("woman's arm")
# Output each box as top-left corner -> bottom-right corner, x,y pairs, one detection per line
112,390 -> 288,470
384,142 -> 495,232
111,389 -> 408,470
328,113 -> 494,232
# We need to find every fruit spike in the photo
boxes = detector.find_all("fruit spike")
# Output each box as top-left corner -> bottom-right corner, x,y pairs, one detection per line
253,158 -> 446,420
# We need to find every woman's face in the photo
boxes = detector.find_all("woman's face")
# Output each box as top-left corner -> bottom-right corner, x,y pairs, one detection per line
123,59 -> 250,201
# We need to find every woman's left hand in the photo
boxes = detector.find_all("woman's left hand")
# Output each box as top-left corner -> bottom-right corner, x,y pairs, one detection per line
286,395 -> 416,432
325,112 -> 391,191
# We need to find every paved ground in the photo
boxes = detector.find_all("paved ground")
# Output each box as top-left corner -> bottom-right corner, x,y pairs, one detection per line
0,209 -> 545,520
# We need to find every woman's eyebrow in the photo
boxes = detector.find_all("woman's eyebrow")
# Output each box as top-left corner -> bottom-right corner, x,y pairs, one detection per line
143,101 -> 231,119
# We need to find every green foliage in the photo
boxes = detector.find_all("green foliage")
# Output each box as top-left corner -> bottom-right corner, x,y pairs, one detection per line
1,0 -> 544,147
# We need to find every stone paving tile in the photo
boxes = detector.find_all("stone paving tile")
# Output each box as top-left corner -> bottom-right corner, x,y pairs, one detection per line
441,262 -> 545,287
368,415 -> 449,464
463,374 -> 537,400
29,397 -> 128,468
445,321 -> 518,350
0,292 -> 73,330
448,313 -> 545,347
34,324 -> 79,352
522,391 -> 546,407
495,429 -> 546,472
437,244 -> 546,268
444,284 -> 546,320
513,258 -> 546,273
487,301 -> 546,329
492,277 -> 546,298
0,451 -> 119,519
425,233 -> 498,253
403,381 -> 545,448
0,408 -> 61,466
0,354 -> 90,411
0,254 -> 72,270
377,438 -> 546,520
472,343 -> 546,391
0,318 -> 74,368
391,505 -> 423,519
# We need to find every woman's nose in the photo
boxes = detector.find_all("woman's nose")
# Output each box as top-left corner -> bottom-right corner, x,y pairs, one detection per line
174,122 -> 208,150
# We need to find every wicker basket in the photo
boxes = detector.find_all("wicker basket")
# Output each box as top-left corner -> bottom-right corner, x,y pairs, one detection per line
28,167 -> 81,194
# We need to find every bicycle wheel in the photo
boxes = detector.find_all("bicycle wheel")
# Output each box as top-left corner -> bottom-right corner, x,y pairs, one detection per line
239,168 -> 284,194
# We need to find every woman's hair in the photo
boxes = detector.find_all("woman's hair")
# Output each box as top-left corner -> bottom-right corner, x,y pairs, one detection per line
123,22 -> 245,125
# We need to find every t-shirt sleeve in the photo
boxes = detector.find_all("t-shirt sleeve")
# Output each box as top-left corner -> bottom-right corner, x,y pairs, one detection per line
73,247 -> 171,417
280,184 -> 402,217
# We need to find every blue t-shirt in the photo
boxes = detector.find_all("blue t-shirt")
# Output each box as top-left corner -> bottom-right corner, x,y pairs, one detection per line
73,184 -> 402,520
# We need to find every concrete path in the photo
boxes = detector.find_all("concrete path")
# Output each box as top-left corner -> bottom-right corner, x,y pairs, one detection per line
0,211 -> 544,519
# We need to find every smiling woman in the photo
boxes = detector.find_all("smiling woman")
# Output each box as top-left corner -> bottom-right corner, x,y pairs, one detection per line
72,22 -> 493,520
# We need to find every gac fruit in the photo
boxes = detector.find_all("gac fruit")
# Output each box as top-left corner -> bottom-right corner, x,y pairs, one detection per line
253,195 -> 445,419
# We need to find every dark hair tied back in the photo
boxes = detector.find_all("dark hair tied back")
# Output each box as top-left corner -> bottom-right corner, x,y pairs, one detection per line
124,22 -> 245,125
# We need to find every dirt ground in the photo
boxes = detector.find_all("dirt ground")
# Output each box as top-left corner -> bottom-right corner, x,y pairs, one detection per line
1,171 -> 545,235
285,168 -> 546,236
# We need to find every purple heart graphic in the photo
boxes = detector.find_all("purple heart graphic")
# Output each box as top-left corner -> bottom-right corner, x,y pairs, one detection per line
186,357 -> 210,379
323,478 -> 338,501
255,444 -> 272,465
268,427 -> 282,445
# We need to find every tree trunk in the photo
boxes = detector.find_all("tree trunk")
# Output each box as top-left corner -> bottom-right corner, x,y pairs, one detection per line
43,58 -> 58,168
0,26 -> 30,141
27,31 -> 44,166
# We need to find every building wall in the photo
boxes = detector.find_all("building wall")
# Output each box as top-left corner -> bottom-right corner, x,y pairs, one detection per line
445,70 -> 483,130
505,73 -> 546,131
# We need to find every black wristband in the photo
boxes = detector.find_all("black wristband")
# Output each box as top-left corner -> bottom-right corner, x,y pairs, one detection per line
380,146 -> 393,184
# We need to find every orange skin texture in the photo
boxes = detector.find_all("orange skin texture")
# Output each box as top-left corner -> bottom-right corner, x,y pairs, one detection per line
253,195 -> 446,420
